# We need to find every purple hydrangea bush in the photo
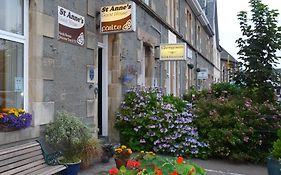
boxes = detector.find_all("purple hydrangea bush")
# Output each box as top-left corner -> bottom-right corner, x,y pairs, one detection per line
115,86 -> 207,156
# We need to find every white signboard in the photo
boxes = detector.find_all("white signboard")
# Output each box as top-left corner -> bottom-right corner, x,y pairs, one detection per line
197,68 -> 208,80
100,2 -> 136,34
87,65 -> 97,84
15,77 -> 23,92
187,48 -> 192,59
58,6 -> 85,46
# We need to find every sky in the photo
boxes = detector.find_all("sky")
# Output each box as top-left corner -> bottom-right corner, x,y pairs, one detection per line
217,0 -> 281,68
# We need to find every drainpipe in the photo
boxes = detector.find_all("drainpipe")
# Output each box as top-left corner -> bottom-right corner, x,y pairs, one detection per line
194,18 -> 198,90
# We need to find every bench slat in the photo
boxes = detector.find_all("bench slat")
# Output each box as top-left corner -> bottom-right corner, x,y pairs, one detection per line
0,146 -> 41,161
0,155 -> 43,173
0,141 -> 65,175
28,165 -> 66,175
0,159 -> 45,175
14,163 -> 48,175
0,150 -> 43,167
0,142 -> 39,156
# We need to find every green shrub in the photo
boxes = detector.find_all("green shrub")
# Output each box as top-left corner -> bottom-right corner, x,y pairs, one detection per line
272,129 -> 281,159
45,111 -> 92,163
190,82 -> 281,162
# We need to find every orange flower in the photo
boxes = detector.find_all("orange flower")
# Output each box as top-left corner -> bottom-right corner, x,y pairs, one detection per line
169,170 -> 179,175
2,108 -> 10,112
176,156 -> 184,164
188,167 -> 195,175
127,148 -> 132,154
109,167 -> 119,175
155,167 -> 163,175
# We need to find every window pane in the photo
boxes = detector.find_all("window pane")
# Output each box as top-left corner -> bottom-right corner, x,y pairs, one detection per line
0,0 -> 24,35
0,39 -> 24,109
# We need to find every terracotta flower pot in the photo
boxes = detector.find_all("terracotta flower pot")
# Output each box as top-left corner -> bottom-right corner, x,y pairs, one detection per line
114,159 -> 127,169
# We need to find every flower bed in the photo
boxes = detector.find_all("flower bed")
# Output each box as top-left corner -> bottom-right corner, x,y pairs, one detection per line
0,108 -> 32,130
108,154 -> 206,175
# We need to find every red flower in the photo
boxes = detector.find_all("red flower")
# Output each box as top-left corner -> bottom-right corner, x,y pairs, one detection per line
155,167 -> 163,175
127,160 -> 141,168
176,156 -> 184,164
169,170 -> 179,175
109,167 -> 119,175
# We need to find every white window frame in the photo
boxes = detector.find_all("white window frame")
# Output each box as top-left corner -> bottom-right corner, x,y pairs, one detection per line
0,0 -> 29,110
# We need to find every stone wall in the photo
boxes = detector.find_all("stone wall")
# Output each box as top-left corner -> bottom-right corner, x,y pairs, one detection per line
25,0 -> 98,145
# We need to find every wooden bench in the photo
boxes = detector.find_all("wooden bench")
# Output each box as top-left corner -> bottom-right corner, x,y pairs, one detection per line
0,141 -> 66,175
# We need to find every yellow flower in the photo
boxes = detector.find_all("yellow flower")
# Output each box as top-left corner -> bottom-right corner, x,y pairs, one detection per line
18,109 -> 25,113
140,151 -> 144,153
121,145 -> 127,149
115,148 -> 122,153
14,111 -> 20,117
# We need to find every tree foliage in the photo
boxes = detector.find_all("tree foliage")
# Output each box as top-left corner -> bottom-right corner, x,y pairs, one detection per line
234,0 -> 281,102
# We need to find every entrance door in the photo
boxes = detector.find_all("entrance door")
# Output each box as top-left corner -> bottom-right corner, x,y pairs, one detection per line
98,47 -> 102,135
97,36 -> 108,137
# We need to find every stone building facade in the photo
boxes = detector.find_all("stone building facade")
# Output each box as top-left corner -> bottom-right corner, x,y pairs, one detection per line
220,47 -> 238,83
0,0 -> 221,146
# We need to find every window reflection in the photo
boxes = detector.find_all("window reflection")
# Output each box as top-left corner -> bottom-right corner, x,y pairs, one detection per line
0,39 -> 24,109
0,0 -> 23,35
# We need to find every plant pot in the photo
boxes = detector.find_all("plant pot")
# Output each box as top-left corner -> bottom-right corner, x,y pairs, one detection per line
101,154 -> 110,163
60,160 -> 81,175
267,157 -> 281,175
115,159 -> 127,169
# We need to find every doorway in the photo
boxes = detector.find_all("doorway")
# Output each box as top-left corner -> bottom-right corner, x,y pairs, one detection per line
97,37 -> 109,137
98,47 -> 103,136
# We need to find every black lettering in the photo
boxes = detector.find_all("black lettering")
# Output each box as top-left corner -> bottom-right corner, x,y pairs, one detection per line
59,8 -> 66,16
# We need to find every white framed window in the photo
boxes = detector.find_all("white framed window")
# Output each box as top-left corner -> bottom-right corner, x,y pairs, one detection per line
168,0 -> 176,27
0,0 -> 28,110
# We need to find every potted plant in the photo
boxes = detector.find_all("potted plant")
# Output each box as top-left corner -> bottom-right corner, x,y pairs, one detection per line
113,145 -> 132,169
267,129 -> 281,175
44,111 -> 92,175
80,137 -> 103,170
101,143 -> 114,163
0,108 -> 32,131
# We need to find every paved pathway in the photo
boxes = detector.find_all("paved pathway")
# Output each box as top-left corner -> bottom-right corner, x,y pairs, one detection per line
79,158 -> 267,175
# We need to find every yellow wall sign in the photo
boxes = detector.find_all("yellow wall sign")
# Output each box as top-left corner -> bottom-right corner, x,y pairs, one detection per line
160,43 -> 186,61
100,2 -> 136,34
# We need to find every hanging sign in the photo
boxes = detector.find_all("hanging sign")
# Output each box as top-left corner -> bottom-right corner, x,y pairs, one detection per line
58,6 -> 85,46
197,68 -> 208,80
100,2 -> 136,34
159,43 -> 186,61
